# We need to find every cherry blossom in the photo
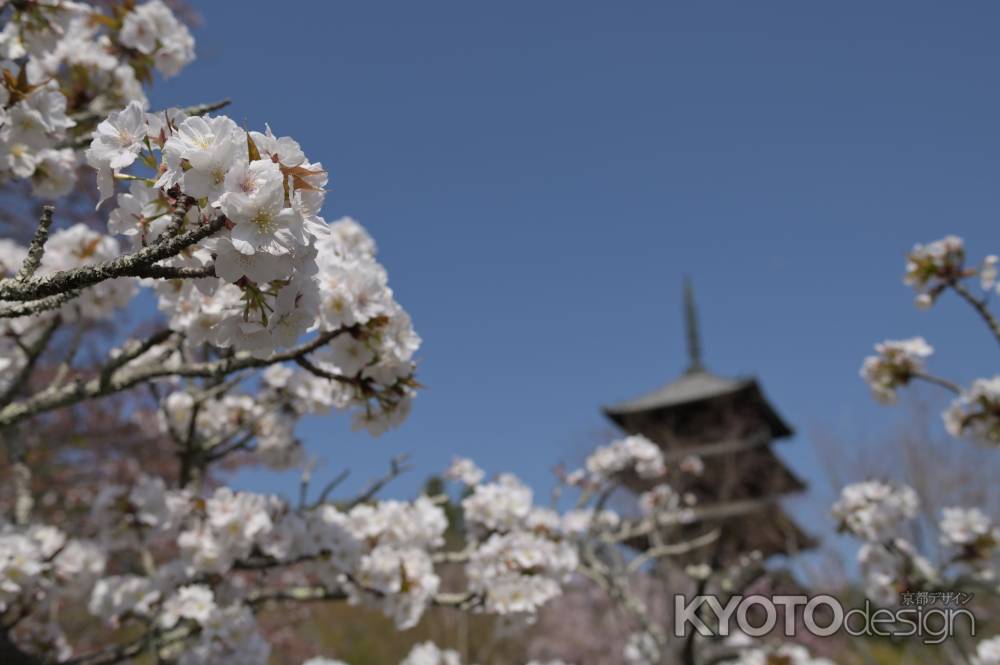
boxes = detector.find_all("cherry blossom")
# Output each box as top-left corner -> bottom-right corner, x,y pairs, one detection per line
859,337 -> 934,403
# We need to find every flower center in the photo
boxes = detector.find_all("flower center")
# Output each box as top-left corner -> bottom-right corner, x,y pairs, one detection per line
251,210 -> 276,233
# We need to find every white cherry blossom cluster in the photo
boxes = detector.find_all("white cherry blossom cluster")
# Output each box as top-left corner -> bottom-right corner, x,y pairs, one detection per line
943,375 -> 1000,446
116,0 -> 195,78
4,435 -> 725,661
859,336 -> 934,403
83,102 -> 421,433
465,529 -> 578,615
461,473 -> 534,533
0,76 -> 75,196
856,539 -> 937,606
176,486 -> 284,574
160,387 -> 304,470
159,594 -> 271,665
622,630 -> 661,665
92,582 -> 268,664
398,641 -> 462,665
938,507 -> 999,585
576,434 -> 666,485
940,507 -> 996,549
90,473 -> 189,549
444,456 -> 485,486
832,480 -> 919,542
833,481 -> 964,605
973,636 -> 1000,665
54,477 -> 450,655
89,574 -> 162,625
167,488 -> 448,630
451,469 -> 581,616
638,483 -> 696,525
904,235 -> 966,308
559,507 -> 620,536
0,522 -> 105,611
0,520 -> 105,657
338,497 -> 448,628
0,0 -> 194,196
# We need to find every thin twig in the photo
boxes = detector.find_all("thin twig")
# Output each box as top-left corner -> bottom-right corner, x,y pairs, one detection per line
951,280 -> 1000,348
911,370 -> 962,395
309,469 -> 351,508
626,529 -> 720,573
0,316 -> 60,408
347,454 -> 412,507
15,206 -> 54,282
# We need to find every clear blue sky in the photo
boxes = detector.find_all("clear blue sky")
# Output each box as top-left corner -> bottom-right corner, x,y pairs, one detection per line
149,2 -> 1000,537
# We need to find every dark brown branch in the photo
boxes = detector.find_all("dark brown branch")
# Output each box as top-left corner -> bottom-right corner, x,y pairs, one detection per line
309,469 -> 351,508
294,356 -> 354,385
184,99 -> 232,117
130,264 -> 217,280
347,454 -> 411,508
99,329 -> 175,390
0,630 -> 42,665
203,430 -> 255,463
0,316 -> 60,408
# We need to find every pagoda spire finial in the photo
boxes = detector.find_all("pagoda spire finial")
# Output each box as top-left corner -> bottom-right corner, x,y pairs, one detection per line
683,276 -> 704,374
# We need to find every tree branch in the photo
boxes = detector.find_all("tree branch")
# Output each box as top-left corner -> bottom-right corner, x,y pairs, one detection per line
0,328 -> 346,432
0,215 -> 226,303
911,370 -> 962,395
130,264 -> 216,280
14,206 -> 54,282
307,469 -> 351,508
625,529 -> 720,573
347,454 -> 411,508
0,315 -> 60,408
0,290 -> 80,319
950,280 -> 1000,348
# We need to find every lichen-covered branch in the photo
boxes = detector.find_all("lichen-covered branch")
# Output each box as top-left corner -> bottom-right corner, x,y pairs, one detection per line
0,215 -> 226,303
14,206 -> 54,282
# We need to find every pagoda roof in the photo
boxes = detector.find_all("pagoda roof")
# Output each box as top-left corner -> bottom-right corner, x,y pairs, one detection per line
604,369 -> 746,414
603,279 -> 793,438
602,370 -> 794,439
